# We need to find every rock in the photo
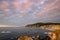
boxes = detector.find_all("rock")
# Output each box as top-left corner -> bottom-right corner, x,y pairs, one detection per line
17,36 -> 33,40
42,36 -> 51,40
48,30 -> 60,40
35,35 -> 41,40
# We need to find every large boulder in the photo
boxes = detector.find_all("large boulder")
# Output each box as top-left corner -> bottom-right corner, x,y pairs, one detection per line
17,36 -> 33,40
48,30 -> 60,40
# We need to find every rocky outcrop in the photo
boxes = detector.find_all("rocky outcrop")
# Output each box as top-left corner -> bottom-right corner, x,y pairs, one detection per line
17,35 -> 51,40
48,30 -> 60,40
18,36 -> 33,40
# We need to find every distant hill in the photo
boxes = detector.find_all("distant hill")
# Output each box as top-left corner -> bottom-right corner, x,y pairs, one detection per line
25,23 -> 60,30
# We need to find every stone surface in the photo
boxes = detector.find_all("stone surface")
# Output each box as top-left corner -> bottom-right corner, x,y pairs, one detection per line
18,36 -> 33,40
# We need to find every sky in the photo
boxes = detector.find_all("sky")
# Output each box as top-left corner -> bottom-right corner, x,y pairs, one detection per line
0,0 -> 60,27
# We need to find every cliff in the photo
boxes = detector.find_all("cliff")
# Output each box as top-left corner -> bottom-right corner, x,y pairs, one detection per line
25,23 -> 60,30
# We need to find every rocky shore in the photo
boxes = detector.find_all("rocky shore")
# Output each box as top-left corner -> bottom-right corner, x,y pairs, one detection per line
18,30 -> 60,40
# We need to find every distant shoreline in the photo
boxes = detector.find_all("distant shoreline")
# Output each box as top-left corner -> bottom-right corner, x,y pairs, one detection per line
25,23 -> 60,30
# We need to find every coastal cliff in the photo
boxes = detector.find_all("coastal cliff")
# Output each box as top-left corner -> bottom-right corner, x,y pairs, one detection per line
25,23 -> 60,30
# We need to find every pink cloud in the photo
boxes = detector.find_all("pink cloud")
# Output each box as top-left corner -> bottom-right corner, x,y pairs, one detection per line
0,1 -> 9,9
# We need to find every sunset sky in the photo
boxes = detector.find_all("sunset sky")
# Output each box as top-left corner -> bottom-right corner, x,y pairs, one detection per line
0,0 -> 60,27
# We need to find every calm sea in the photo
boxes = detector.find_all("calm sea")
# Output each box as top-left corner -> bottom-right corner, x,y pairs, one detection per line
0,27 -> 51,40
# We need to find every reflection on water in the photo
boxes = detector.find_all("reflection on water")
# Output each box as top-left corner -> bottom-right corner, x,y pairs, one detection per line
0,27 -> 51,40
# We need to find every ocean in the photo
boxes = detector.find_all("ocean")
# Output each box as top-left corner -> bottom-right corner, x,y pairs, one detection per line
0,27 -> 51,40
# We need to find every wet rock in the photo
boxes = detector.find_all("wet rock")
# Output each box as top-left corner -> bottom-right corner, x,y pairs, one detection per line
42,36 -> 51,40
17,36 -> 33,40
35,35 -> 41,40
48,30 -> 60,40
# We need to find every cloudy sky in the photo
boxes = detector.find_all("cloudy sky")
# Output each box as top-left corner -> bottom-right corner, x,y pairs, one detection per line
0,0 -> 60,27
